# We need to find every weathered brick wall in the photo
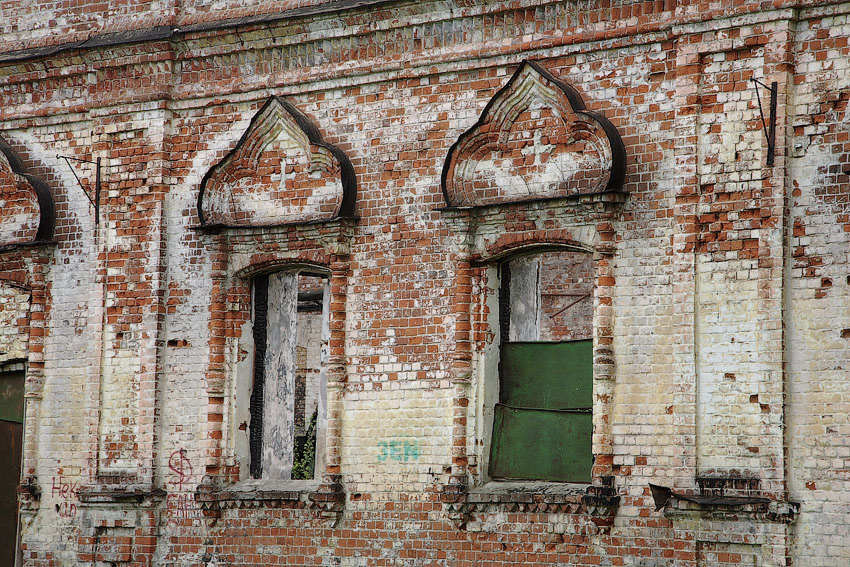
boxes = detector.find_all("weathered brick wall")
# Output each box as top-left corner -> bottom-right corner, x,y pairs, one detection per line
0,0 -> 335,52
0,282 -> 29,363
0,160 -> 40,246
0,1 -> 849,566
787,10 -> 850,565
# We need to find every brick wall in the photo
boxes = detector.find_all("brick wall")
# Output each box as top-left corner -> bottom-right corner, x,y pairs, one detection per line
1,1 -> 849,566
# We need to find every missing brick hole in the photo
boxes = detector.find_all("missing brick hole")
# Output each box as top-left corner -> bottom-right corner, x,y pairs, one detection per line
841,329 -> 850,339
167,338 -> 190,348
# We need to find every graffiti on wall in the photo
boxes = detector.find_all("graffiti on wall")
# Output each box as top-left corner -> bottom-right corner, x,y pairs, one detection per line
165,448 -> 202,527
51,474 -> 79,518
377,439 -> 420,462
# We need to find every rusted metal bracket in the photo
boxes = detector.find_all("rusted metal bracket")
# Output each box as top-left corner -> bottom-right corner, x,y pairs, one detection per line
750,79 -> 777,166
58,155 -> 101,225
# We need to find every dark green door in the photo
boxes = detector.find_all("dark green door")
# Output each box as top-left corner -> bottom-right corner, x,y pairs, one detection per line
0,371 -> 24,567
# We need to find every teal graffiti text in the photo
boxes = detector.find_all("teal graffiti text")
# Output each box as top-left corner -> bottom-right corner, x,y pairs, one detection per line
377,439 -> 420,462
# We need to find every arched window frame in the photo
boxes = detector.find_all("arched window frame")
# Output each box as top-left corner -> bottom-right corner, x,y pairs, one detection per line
238,263 -> 331,484
483,245 -> 596,484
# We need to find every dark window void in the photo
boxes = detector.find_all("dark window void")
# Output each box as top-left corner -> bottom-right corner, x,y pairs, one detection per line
489,250 -> 593,482
250,272 -> 328,481
0,370 -> 24,567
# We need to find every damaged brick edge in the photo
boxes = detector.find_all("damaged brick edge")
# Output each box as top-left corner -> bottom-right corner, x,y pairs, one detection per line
442,478 -> 620,530
76,485 -> 167,504
17,476 -> 41,510
0,0 -> 396,64
649,483 -> 800,524
0,137 -> 56,245
190,216 -> 360,234
0,240 -> 57,254
435,191 -> 629,215
195,474 -> 345,524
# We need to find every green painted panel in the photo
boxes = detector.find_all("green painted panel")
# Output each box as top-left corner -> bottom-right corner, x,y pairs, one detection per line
0,372 -> 24,423
500,340 -> 592,409
0,419 -> 23,567
489,404 -> 592,482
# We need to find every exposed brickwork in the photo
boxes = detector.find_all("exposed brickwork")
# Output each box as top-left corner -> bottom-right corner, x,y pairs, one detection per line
539,249 -> 594,341
0,282 -> 29,362
1,1 -> 850,566
199,97 -> 349,227
0,158 -> 40,246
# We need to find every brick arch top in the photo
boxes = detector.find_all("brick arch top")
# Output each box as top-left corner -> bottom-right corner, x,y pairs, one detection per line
441,60 -> 626,208
198,96 -> 356,228
0,137 -> 55,246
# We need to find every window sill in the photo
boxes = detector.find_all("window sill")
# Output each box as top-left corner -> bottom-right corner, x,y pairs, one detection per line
213,478 -> 322,503
77,484 -> 165,506
445,479 -> 619,529
196,476 -> 345,519
467,480 -> 590,507
649,484 -> 800,524
0,239 -> 57,254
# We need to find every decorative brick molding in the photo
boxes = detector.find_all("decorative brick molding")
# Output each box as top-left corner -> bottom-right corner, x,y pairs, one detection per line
198,96 -> 356,228
441,60 -> 625,209
438,67 -> 627,523
198,215 -> 354,524
445,479 -> 620,531
74,488 -> 164,566
1,250 -> 51,520
0,136 -> 54,248
650,475 -> 800,524
196,474 -> 345,526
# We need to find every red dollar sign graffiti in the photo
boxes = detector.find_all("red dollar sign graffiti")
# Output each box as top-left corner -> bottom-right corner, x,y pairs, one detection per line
168,449 -> 193,491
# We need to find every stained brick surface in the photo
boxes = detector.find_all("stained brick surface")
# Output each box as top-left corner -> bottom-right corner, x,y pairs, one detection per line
1,1 -> 849,566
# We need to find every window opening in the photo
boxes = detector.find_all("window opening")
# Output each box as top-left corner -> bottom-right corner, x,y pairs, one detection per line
489,250 -> 594,482
250,271 -> 328,480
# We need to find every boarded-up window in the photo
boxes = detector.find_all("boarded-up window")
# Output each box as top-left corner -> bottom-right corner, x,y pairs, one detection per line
250,271 -> 328,481
489,250 -> 593,482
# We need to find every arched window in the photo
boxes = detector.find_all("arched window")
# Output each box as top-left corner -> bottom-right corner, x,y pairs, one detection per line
489,248 -> 594,483
248,269 -> 329,481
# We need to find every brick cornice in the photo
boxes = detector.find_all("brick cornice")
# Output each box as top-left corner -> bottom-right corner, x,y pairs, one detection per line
4,1 -> 846,121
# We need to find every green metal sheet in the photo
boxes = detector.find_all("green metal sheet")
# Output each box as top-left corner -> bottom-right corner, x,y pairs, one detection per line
0,419 -> 23,567
489,404 -> 592,482
500,340 -> 592,409
0,372 -> 24,423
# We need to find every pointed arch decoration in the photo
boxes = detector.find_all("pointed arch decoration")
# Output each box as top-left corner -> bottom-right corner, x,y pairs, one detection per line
441,60 -> 626,208
198,96 -> 356,228
0,137 -> 55,246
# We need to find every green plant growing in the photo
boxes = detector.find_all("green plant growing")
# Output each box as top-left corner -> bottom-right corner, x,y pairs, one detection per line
291,409 -> 317,480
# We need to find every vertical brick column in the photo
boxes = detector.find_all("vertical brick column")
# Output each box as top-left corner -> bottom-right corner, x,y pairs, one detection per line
89,103 -> 170,487
204,233 -> 229,481
592,231 -> 616,480
323,255 -> 349,481
671,39 -> 701,497
449,258 -> 473,489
